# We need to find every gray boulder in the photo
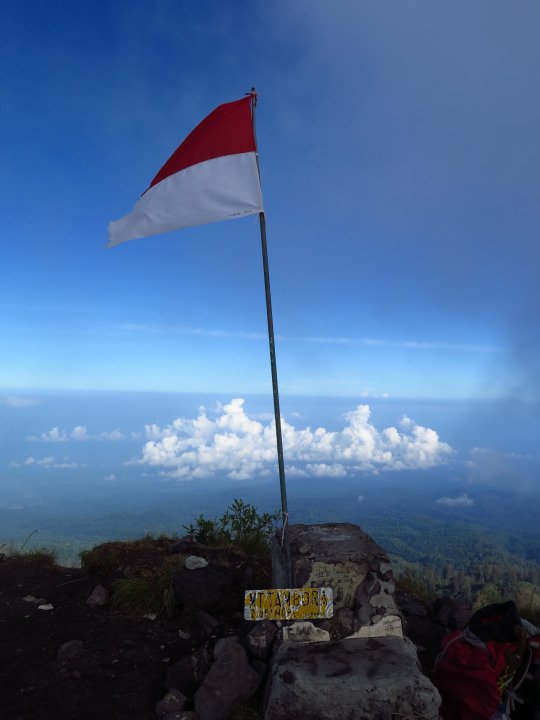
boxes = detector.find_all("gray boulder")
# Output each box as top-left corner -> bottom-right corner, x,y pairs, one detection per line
155,689 -> 187,718
86,584 -> 109,607
246,620 -> 277,660
272,523 -> 389,609
195,641 -> 260,720
185,555 -> 209,570
264,636 -> 441,720
166,644 -> 212,694
213,636 -> 240,660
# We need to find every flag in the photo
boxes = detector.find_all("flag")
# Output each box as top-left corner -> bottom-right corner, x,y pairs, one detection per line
107,96 -> 263,247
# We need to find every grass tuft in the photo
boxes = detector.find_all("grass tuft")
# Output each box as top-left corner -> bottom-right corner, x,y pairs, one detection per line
6,548 -> 58,565
111,555 -> 185,617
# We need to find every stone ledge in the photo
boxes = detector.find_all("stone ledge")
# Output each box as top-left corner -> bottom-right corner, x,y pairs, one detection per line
264,636 -> 441,720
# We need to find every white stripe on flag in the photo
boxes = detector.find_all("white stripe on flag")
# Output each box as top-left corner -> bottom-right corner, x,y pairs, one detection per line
107,152 -> 263,247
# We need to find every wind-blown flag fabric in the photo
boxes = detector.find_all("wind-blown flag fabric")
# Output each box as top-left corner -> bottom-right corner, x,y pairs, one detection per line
107,97 -> 263,247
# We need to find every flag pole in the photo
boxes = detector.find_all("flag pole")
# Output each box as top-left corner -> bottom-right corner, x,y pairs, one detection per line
249,88 -> 289,533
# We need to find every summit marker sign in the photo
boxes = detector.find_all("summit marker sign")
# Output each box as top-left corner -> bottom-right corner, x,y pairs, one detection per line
244,588 -> 334,621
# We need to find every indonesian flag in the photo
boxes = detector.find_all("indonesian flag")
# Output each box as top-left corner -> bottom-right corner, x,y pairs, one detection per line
107,96 -> 263,247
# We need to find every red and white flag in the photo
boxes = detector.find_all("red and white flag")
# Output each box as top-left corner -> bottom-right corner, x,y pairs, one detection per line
107,96 -> 263,247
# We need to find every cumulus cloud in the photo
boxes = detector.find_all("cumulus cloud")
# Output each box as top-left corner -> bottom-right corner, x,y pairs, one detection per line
134,398 -> 452,480
24,456 -> 54,467
28,426 -> 126,442
436,493 -> 474,507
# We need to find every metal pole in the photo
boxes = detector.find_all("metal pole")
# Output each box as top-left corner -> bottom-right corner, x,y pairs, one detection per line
250,89 -> 289,526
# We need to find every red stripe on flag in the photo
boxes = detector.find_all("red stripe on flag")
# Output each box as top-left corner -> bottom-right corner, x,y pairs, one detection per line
148,97 -> 256,190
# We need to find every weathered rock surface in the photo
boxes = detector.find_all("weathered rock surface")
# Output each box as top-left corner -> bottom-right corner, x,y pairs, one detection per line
185,556 -> 208,570
272,523 -> 400,637
247,620 -> 277,660
86,584 -> 109,607
213,636 -> 240,659
273,523 -> 388,605
155,688 -> 188,718
281,621 -> 330,643
264,636 -> 441,720
195,641 -> 260,720
166,644 -> 212,694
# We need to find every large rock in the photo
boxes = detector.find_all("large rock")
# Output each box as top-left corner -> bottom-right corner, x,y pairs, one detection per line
272,523 -> 399,636
273,523 -> 389,609
166,644 -> 212,694
195,642 -> 260,720
247,620 -> 278,660
86,584 -> 109,607
155,689 -> 188,718
264,636 -> 441,720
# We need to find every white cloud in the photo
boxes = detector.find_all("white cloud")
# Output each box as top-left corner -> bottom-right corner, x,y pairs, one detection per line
30,427 -> 69,442
134,398 -> 452,480
71,425 -> 89,440
436,493 -> 474,507
22,455 -> 78,469
28,425 -> 126,442
0,395 -> 43,408
105,473 -> 116,481
24,456 -> 54,467
306,463 -> 347,478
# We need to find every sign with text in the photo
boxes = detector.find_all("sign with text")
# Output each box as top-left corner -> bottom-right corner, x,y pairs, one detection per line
244,587 -> 333,621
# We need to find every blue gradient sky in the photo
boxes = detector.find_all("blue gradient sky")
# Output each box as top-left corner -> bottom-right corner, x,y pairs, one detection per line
2,1 -> 539,400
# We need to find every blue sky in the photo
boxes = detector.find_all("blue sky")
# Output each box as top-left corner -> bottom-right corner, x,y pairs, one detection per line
2,0 -> 539,400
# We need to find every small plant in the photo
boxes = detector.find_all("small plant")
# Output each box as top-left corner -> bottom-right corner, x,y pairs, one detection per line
2,531 -> 58,566
111,556 -> 185,617
183,514 -> 222,546
183,499 -> 280,555
8,548 -> 58,565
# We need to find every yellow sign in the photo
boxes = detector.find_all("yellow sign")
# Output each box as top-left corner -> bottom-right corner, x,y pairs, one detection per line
244,587 -> 333,621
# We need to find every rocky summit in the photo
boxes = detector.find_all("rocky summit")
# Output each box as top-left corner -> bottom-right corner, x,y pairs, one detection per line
0,527 -> 468,720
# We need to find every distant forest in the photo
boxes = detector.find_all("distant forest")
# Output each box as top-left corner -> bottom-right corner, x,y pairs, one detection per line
2,474 -> 538,613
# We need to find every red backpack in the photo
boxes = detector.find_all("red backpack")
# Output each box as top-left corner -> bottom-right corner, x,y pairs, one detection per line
433,601 -> 539,720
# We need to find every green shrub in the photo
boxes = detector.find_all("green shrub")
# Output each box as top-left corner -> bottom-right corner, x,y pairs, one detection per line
184,498 -> 280,555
